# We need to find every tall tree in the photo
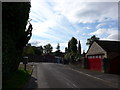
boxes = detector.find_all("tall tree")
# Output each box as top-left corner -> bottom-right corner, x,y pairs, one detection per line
55,43 -> 62,57
78,40 -> 81,55
3,2 -> 31,76
65,47 -> 68,53
86,35 -> 100,46
56,43 -> 60,51
64,37 -> 78,63
70,37 -> 77,53
43,44 -> 53,54
68,41 -> 71,52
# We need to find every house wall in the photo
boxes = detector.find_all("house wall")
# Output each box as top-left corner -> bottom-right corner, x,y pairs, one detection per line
86,42 -> 107,58
109,56 -> 120,74
107,52 -> 120,59
86,41 -> 120,74
86,42 -> 108,72
107,52 -> 120,74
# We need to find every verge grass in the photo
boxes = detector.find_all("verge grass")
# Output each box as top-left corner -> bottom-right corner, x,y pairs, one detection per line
3,64 -> 33,88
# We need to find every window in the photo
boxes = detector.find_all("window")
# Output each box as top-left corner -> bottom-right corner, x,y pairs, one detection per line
89,56 -> 92,59
96,56 -> 98,58
99,55 -> 101,58
90,56 -> 92,59
88,56 -> 90,59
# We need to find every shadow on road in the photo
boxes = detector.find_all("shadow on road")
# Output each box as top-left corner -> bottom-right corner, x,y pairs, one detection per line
118,75 -> 120,89
24,76 -> 38,90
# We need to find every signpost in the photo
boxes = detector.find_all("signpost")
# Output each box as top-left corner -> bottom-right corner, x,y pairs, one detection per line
23,56 -> 28,71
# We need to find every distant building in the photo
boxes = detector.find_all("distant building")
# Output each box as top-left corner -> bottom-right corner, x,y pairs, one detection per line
86,40 -> 120,74
55,56 -> 63,63
43,54 -> 55,62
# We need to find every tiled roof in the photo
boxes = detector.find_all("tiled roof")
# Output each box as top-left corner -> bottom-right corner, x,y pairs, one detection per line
96,40 -> 120,52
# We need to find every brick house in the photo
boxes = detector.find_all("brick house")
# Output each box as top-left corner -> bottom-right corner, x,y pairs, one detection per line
86,40 -> 120,74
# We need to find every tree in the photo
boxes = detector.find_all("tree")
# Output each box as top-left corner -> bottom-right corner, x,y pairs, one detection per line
37,46 -> 43,55
64,53 -> 71,62
3,2 -> 31,76
33,46 -> 43,55
69,37 -> 77,53
56,43 -> 60,52
86,35 -> 100,46
65,47 -> 68,53
68,41 -> 71,52
23,44 -> 35,55
78,40 -> 81,55
64,37 -> 78,63
43,44 -> 53,54
54,43 -> 62,56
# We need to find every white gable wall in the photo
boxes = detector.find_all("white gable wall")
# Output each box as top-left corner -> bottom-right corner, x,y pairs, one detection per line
86,42 -> 107,58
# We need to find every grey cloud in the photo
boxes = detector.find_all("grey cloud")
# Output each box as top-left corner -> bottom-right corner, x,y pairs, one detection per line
75,2 -> 117,23
107,33 -> 118,40
30,41 -> 41,46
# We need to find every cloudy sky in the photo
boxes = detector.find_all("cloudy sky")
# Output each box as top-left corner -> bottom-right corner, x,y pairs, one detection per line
29,0 -> 119,52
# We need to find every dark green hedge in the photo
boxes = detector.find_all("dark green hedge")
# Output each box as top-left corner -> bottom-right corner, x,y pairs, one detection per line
2,2 -> 31,77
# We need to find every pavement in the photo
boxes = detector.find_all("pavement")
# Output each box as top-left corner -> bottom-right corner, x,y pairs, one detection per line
24,62 -> 120,89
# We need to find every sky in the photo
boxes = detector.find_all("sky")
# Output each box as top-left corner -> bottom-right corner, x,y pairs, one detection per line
28,0 -> 119,52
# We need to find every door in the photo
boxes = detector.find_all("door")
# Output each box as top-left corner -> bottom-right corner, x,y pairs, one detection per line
87,55 -> 102,71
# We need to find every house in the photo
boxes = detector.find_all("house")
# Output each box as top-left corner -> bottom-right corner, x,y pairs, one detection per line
86,40 -> 120,74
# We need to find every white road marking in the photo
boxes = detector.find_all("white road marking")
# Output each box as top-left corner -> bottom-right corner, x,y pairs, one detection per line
70,68 -> 118,88
66,82 -> 71,87
72,83 -> 78,88
63,77 -> 78,88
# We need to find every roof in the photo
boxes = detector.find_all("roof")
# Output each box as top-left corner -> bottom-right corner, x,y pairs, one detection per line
95,40 -> 120,52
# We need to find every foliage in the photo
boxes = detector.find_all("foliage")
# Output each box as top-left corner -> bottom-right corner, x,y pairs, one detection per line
3,69 -> 30,88
23,44 -> 35,55
3,2 -> 31,76
69,37 -> 77,53
67,41 -> 71,52
102,58 -> 110,73
43,44 -> 53,54
78,40 -> 81,55
64,52 -> 81,63
56,43 -> 60,51
69,52 -> 77,63
65,47 -> 68,53
84,58 -> 88,69
64,37 -> 82,64
75,53 -> 82,62
64,52 -> 71,61
54,43 -> 62,57
33,46 -> 43,55
86,35 -> 100,46
54,51 -> 63,57
23,45 -> 43,55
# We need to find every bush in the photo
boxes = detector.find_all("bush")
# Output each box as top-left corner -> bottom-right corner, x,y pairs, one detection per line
3,69 -> 30,88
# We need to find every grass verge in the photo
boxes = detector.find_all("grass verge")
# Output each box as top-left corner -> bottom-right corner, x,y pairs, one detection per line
3,64 -> 33,89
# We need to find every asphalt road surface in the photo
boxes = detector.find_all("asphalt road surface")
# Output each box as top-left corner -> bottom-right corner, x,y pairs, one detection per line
26,63 -> 118,89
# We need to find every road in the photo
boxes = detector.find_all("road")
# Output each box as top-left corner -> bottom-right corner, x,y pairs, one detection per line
26,63 -> 118,89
